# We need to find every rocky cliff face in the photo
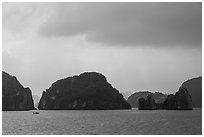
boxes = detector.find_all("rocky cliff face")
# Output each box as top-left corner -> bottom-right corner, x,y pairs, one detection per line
127,91 -> 167,108
2,71 -> 34,111
38,72 -> 131,110
138,86 -> 192,110
138,94 -> 156,110
182,77 -> 202,107
175,86 -> 192,110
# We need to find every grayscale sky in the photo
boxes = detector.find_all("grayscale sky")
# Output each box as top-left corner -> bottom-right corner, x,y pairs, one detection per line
2,2 -> 202,97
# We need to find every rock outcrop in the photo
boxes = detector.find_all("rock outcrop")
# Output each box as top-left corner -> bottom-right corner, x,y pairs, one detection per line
182,76 -> 202,107
138,86 -> 192,110
127,91 -> 167,108
38,72 -> 131,110
138,94 -> 156,110
2,71 -> 34,111
175,86 -> 192,110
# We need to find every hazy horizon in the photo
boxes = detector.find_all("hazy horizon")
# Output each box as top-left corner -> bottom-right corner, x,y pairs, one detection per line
2,2 -> 202,97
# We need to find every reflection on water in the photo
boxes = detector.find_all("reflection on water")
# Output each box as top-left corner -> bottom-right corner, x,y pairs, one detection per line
2,108 -> 202,135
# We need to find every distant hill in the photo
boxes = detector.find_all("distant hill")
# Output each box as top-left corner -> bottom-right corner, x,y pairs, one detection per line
121,91 -> 132,100
38,72 -> 131,110
2,71 -> 34,111
182,76 -> 202,107
138,87 -> 193,110
33,95 -> 40,108
127,91 -> 167,108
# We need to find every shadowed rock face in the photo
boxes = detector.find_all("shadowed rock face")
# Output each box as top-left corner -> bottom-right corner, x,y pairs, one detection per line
175,87 -> 192,110
2,71 -> 34,111
138,86 -> 192,110
38,72 -> 131,110
182,77 -> 202,107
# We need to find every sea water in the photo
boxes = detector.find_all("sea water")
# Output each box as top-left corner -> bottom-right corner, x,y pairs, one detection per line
2,108 -> 202,135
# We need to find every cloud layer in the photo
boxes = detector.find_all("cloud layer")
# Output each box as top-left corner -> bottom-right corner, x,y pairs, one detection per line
40,2 -> 202,47
2,2 -> 202,96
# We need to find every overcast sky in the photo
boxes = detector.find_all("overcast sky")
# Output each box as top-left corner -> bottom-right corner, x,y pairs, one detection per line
2,2 -> 202,96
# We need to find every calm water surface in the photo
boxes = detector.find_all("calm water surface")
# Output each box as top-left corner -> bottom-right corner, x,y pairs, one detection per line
2,108 -> 202,135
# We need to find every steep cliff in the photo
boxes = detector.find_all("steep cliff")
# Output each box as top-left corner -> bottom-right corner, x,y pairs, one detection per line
2,71 -> 34,111
182,76 -> 202,107
38,72 -> 131,110
175,86 -> 192,110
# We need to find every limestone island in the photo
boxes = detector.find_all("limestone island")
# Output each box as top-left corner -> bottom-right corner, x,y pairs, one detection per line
138,86 -> 192,110
38,72 -> 131,110
2,71 -> 34,111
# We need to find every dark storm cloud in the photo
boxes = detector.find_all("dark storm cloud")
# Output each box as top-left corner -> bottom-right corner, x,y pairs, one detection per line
40,2 -> 202,47
3,2 -> 202,96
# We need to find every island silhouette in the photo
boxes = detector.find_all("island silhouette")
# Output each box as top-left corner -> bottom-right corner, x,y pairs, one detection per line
2,71 -> 202,111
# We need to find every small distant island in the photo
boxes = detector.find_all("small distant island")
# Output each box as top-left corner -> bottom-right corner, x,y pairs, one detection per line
126,76 -> 202,110
38,72 -> 131,110
138,86 -> 192,110
127,91 -> 167,108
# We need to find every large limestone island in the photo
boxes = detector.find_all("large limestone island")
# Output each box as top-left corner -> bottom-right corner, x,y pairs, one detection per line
138,86 -> 192,110
38,72 -> 131,110
2,71 -> 34,111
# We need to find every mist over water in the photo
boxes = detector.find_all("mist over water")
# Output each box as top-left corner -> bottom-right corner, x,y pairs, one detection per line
2,108 -> 202,135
